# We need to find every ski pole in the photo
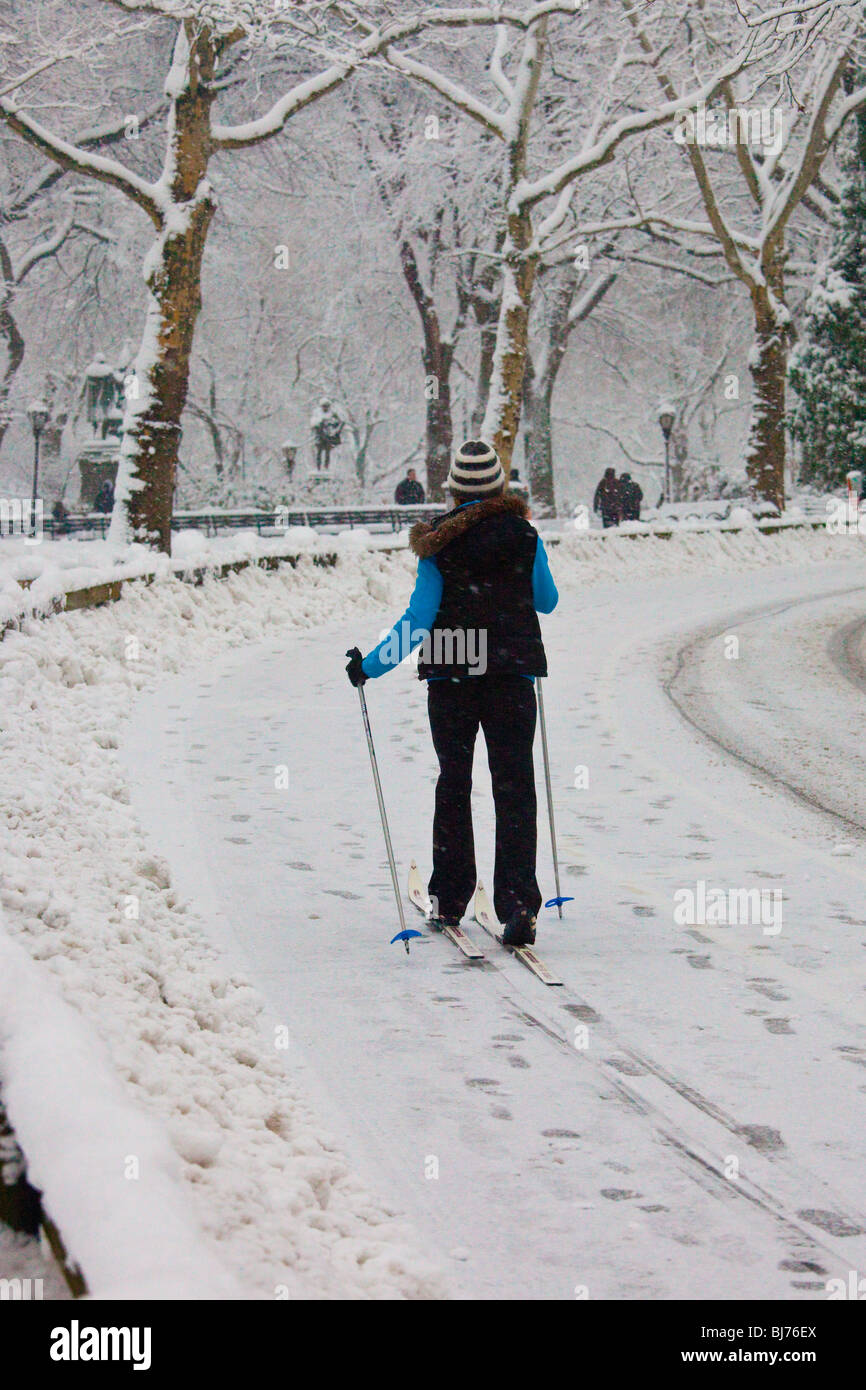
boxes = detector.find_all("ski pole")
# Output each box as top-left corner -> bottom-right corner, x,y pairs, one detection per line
536,678 -> 569,919
355,684 -> 414,953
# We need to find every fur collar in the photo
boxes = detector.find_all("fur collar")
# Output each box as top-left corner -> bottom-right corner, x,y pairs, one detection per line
409,492 -> 529,558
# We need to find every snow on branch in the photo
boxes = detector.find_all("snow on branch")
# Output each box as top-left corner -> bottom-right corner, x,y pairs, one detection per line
0,102 -> 165,226
212,3 -> 576,148
514,58 -> 762,213
490,24 -> 515,102
379,50 -> 509,138
762,49 -> 859,242
6,100 -> 168,218
13,215 -> 79,281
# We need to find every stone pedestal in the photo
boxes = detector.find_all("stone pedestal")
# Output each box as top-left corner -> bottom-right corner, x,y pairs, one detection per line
78,442 -> 119,509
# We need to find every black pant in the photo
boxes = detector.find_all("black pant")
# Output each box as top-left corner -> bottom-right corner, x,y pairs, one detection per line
427,675 -> 541,924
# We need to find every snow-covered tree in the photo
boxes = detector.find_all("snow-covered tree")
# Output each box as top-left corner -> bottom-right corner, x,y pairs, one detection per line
789,104 -> 866,487
520,255 -> 617,514
607,0 -> 866,511
344,79 -> 500,497
382,3 -> 801,475
1,0 -> 563,551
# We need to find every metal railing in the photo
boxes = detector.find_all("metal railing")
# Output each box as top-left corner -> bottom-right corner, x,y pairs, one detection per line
40,504 -> 443,540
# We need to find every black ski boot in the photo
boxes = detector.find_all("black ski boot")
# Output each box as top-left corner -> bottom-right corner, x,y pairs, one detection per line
429,913 -> 462,933
501,908 -> 537,948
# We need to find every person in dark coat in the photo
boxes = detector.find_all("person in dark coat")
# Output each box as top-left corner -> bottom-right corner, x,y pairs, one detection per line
52,498 -> 71,535
93,479 -> 114,513
394,468 -> 426,505
346,439 -> 559,948
619,472 -> 643,521
593,467 -> 621,527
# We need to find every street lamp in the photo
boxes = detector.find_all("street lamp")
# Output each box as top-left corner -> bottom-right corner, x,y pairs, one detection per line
27,398 -> 49,534
657,402 -> 676,504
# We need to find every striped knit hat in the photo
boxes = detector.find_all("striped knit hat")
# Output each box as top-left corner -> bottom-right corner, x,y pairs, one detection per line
447,439 -> 506,496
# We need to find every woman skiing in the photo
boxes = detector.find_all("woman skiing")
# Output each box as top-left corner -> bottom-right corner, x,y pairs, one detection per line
345,440 -> 558,947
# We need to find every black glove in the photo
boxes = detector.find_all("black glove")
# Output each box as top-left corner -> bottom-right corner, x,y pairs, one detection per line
345,647 -> 367,687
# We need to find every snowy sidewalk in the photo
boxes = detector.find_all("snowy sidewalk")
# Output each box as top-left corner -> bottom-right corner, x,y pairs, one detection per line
121,554 -> 866,1300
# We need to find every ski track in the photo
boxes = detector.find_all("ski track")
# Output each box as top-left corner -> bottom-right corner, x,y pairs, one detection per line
122,556 -> 866,1300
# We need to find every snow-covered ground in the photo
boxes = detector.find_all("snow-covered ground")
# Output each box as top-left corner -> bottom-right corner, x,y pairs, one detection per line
0,526 -> 395,628
3,525 -> 866,1298
119,550 -> 866,1300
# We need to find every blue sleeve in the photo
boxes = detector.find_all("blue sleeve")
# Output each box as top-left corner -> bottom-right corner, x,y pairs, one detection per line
362,557 -> 443,678
532,537 -> 558,614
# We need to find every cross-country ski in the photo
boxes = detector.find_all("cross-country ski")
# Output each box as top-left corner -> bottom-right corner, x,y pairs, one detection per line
473,881 -> 563,986
407,860 -> 485,961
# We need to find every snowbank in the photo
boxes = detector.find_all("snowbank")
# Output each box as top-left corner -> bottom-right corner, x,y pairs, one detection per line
557,519 -> 865,582
0,527 -> 408,628
0,553 -> 443,1300
2,511 -> 852,631
0,914 -> 240,1299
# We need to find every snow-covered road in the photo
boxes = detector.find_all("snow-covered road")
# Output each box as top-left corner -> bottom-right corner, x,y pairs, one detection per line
122,555 -> 866,1300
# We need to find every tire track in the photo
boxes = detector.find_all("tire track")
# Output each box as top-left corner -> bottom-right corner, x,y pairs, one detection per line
664,586 -> 866,838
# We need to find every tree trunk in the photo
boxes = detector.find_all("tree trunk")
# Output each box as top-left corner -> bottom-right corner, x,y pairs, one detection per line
425,358 -> 453,501
0,305 -> 24,454
469,251 -> 503,434
520,264 -> 595,516
111,24 -> 217,553
481,208 -> 538,475
0,237 -> 25,454
399,239 -> 455,502
523,357 -> 556,515
746,278 -> 787,513
471,320 -> 497,436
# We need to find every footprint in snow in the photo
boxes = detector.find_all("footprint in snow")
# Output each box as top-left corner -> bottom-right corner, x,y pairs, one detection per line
736,1124 -> 785,1153
686,954 -> 713,970
797,1209 -> 864,1237
604,1056 -> 648,1076
563,1003 -> 601,1023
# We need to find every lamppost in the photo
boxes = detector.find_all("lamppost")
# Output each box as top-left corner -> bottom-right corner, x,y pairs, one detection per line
27,399 -> 49,535
658,403 -> 676,504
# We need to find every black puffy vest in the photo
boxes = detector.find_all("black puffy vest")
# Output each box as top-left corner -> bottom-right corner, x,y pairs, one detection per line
410,494 -> 547,681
